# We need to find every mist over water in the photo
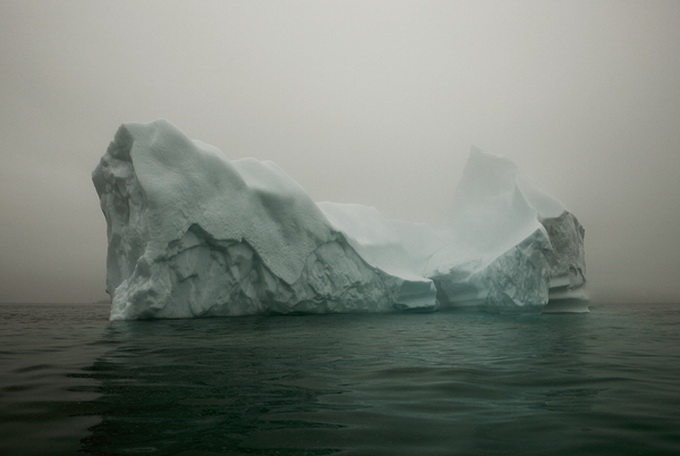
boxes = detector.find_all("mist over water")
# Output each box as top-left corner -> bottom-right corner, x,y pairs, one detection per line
3,1 -> 680,305
1,302 -> 679,455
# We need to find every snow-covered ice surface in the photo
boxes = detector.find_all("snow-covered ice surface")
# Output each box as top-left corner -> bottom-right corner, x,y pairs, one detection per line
93,120 -> 587,320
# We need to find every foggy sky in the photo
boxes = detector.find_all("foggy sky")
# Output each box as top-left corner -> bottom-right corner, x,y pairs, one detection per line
1,0 -> 679,304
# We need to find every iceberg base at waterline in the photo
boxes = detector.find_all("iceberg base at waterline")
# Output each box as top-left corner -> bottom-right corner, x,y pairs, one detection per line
92,120 -> 587,320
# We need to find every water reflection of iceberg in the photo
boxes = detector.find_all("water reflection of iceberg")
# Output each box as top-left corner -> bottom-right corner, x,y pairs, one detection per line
80,312 -> 602,455
79,317 -> 351,454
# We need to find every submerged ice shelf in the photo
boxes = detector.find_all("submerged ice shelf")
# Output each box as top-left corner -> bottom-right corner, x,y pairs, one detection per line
93,120 -> 587,320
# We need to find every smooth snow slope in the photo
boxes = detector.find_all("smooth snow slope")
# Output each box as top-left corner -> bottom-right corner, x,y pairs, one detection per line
93,120 -> 587,319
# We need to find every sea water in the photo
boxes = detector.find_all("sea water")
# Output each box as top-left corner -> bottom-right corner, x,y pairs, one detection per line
1,302 -> 679,455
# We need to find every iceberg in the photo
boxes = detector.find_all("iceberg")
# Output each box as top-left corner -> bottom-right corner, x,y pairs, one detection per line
93,120 -> 587,320
92,120 -> 437,319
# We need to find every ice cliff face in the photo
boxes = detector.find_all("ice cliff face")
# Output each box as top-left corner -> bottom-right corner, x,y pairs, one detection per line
93,120 -> 586,320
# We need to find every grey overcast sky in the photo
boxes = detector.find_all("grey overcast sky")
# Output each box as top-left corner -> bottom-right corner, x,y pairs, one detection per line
1,0 -> 679,304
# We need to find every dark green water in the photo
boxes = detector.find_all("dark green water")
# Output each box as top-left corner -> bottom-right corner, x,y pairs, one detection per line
1,302 -> 679,455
